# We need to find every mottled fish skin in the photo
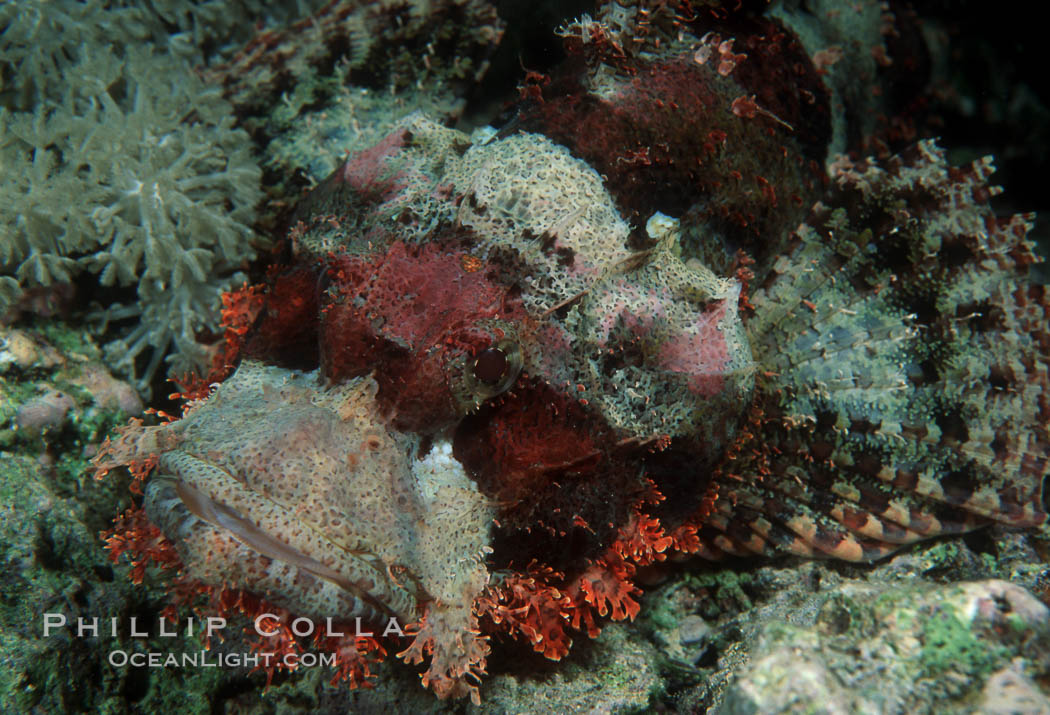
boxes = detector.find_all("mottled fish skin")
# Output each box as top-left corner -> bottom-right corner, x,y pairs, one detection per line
278,117 -> 1049,563
281,116 -> 760,543
700,141 -> 1048,561
83,0 -> 1048,705
140,362 -> 493,638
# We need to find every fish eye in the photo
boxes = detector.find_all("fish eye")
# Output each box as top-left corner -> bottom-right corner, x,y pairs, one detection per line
449,322 -> 524,414
473,347 -> 508,385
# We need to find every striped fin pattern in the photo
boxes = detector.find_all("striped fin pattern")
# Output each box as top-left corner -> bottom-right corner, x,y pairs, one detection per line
697,140 -> 1048,561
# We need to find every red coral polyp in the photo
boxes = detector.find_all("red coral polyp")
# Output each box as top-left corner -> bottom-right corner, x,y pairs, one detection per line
575,559 -> 642,622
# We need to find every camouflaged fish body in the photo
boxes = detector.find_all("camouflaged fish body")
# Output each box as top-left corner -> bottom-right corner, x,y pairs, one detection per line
701,140 -> 1049,561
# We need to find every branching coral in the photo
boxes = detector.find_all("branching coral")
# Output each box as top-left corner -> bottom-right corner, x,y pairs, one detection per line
0,0 -> 106,110
0,45 -> 262,390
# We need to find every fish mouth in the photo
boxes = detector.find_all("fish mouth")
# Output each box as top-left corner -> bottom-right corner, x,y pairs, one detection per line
149,475 -> 416,623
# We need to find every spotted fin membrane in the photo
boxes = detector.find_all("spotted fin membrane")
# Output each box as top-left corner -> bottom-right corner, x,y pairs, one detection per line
697,140 -> 1048,561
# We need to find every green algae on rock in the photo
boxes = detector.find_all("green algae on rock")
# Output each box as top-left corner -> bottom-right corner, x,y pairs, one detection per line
0,322 -> 228,713
721,579 -> 1050,714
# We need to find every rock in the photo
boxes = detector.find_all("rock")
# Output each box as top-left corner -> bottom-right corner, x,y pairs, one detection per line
980,661 -> 1050,714
472,623 -> 661,715
719,579 -> 1050,714
67,364 -> 142,415
16,390 -> 75,431
0,328 -> 65,371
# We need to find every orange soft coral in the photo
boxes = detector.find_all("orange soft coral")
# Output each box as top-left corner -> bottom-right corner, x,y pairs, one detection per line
476,511 -> 668,656
572,556 -> 642,626
318,631 -> 387,689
